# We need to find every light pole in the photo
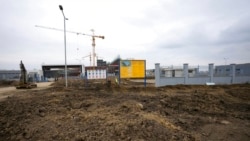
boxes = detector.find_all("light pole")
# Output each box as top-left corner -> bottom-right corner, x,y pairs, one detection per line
59,5 -> 68,87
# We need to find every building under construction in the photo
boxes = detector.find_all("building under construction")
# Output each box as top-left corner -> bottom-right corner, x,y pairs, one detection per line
42,64 -> 82,79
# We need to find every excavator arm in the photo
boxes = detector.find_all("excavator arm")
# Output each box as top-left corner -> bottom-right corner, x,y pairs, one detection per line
16,61 -> 37,89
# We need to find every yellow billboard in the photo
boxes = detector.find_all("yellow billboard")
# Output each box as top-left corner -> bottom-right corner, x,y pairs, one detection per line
120,60 -> 145,78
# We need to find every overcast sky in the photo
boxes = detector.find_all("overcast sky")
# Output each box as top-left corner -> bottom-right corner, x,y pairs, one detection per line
0,0 -> 250,70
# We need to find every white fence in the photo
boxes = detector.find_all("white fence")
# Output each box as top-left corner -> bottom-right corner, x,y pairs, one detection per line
155,63 -> 250,87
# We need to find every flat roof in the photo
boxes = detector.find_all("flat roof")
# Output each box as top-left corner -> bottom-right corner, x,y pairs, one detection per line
42,64 -> 82,70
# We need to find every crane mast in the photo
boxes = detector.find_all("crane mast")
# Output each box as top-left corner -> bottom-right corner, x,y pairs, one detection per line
35,25 -> 104,66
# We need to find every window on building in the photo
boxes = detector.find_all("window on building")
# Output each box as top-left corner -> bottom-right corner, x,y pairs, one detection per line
172,70 -> 175,77
236,68 -> 241,74
161,70 -> 165,75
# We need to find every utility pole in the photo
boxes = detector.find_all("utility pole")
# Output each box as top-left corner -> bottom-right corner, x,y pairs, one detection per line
59,5 -> 68,87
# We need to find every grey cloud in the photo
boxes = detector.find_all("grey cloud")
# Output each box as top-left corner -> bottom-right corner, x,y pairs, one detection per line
154,14 -> 250,50
153,23 -> 212,49
1,0 -> 250,69
127,0 -> 250,49
217,16 -> 250,45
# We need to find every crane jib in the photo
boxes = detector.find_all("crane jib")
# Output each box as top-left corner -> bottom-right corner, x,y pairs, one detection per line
35,25 -> 104,66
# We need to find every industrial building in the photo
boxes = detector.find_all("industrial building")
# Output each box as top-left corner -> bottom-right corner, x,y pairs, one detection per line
97,59 -> 107,67
0,70 -> 20,80
215,63 -> 250,76
27,70 -> 43,82
0,70 -> 42,82
42,64 -> 83,80
160,66 -> 198,77
41,60 -> 108,80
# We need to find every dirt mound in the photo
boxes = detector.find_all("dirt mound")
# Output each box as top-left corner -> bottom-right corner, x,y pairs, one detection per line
0,80 -> 249,140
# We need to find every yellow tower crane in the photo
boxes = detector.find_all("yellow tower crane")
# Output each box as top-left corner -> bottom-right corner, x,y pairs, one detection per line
35,25 -> 104,66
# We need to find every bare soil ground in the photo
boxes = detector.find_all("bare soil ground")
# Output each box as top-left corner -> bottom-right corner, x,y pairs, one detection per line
0,82 -> 53,100
0,79 -> 249,141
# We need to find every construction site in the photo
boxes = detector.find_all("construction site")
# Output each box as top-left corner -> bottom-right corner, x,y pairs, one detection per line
0,52 -> 250,141
1,20 -> 250,141
1,22 -> 250,141
1,3 -> 250,141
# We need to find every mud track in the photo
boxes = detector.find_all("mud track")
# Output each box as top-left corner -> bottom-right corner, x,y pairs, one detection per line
0,80 -> 249,141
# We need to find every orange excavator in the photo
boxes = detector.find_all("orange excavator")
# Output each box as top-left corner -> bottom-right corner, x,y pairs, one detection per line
16,61 -> 37,89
